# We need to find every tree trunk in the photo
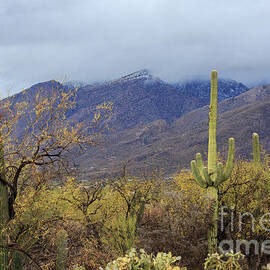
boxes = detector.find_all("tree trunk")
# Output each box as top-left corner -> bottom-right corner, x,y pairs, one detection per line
0,146 -> 9,270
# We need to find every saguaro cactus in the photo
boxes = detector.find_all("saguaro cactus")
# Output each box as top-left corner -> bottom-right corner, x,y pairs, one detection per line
56,229 -> 68,270
11,252 -> 22,270
0,144 -> 9,270
252,133 -> 261,164
190,70 -> 235,254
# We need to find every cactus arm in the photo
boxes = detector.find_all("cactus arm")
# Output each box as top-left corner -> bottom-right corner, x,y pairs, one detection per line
190,160 -> 207,188
252,133 -> 260,163
222,138 -> 235,179
203,167 -> 212,186
215,138 -> 235,186
214,162 -> 224,187
195,153 -> 204,175
208,70 -> 218,178
196,153 -> 212,185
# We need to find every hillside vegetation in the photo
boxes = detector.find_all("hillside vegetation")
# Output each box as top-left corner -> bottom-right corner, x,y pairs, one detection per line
1,70 -> 270,269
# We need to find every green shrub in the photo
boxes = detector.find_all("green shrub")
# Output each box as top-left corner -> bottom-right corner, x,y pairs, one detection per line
101,248 -> 186,270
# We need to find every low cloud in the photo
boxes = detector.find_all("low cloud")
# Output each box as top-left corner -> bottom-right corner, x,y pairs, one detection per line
1,0 -> 270,95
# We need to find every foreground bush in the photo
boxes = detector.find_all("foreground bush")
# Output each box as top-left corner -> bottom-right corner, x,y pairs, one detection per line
138,172 -> 210,268
101,248 -> 186,270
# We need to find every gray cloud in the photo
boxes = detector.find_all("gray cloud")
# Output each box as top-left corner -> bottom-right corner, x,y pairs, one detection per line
1,0 -> 270,95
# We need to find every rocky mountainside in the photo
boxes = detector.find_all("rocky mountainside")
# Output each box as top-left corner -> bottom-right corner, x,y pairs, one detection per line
11,69 -> 248,130
78,84 -> 270,178
66,69 -> 248,130
175,79 -> 248,102
6,70 -> 252,178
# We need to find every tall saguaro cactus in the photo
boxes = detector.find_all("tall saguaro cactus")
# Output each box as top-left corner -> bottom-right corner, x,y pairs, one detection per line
0,144 -> 9,270
190,70 -> 235,254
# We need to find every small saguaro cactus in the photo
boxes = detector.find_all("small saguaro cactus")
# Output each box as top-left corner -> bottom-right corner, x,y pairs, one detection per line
190,70 -> 235,254
252,132 -> 261,164
11,252 -> 23,270
56,229 -> 68,270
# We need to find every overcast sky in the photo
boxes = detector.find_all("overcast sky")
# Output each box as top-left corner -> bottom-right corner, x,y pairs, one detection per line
1,0 -> 270,95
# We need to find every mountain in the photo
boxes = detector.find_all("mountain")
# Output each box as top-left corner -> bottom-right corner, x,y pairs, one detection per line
6,69 -> 252,178
14,70 -> 247,132
66,69 -> 248,130
80,84 -> 270,178
69,69 -> 188,129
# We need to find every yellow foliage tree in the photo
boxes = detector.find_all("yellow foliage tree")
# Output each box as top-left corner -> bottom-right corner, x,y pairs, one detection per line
0,84 -> 112,268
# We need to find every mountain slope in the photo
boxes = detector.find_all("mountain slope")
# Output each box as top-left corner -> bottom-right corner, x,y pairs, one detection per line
11,70 -> 248,132
79,84 -> 270,177
176,79 -> 248,102
67,69 -> 249,130
5,70 -> 251,178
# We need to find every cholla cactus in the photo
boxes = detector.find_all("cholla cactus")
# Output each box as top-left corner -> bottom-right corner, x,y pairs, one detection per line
72,266 -> 85,270
204,252 -> 244,270
262,263 -> 270,270
101,248 -> 186,270
190,71 -> 235,254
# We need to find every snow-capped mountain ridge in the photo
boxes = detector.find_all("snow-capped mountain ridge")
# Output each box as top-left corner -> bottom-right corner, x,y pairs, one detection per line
106,69 -> 161,85
121,69 -> 152,81
62,70 -> 248,99
175,79 -> 248,101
